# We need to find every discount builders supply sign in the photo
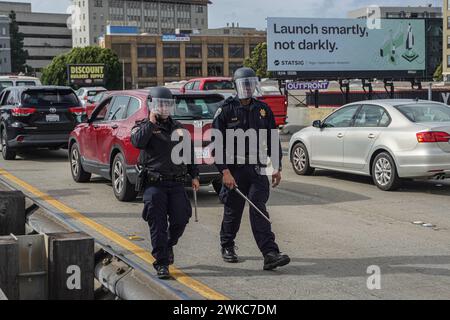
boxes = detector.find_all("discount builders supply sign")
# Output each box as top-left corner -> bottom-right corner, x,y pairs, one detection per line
67,64 -> 106,86
267,17 -> 426,74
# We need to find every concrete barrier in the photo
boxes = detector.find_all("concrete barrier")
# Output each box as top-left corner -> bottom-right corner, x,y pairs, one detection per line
284,106 -> 338,133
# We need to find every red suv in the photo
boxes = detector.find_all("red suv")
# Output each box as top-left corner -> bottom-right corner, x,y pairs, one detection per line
69,89 -> 224,202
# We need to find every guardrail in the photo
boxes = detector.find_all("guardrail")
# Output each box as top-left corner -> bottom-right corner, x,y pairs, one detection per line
0,179 -> 188,300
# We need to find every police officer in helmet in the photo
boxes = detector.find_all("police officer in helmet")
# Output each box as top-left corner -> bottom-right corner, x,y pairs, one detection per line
213,67 -> 290,270
131,87 -> 200,279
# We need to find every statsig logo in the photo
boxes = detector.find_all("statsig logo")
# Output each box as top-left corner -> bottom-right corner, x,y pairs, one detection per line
274,60 -> 304,67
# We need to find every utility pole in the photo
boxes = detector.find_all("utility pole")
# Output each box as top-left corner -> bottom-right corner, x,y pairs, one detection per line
122,59 -> 125,90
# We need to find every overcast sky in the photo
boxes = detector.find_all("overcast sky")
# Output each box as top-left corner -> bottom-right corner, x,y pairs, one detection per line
0,0 -> 443,29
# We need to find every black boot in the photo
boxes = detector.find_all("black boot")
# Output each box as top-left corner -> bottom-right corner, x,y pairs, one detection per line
263,252 -> 290,271
221,246 -> 238,263
168,247 -> 174,265
155,265 -> 170,279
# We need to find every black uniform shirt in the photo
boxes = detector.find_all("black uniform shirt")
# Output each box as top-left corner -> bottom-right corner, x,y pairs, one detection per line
212,96 -> 283,173
131,117 -> 199,179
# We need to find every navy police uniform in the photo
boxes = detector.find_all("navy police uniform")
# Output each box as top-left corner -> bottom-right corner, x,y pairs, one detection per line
131,117 -> 198,268
212,96 -> 283,256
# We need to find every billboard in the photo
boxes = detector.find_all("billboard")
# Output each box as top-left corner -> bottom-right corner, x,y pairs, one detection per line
267,18 -> 426,79
67,64 -> 105,86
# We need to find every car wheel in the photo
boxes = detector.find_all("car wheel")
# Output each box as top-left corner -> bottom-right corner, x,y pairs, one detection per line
112,153 -> 137,202
291,142 -> 314,176
212,178 -> 223,194
372,152 -> 401,191
70,143 -> 91,182
1,127 -> 16,160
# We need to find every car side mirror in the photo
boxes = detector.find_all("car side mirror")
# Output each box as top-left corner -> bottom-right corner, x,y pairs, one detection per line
313,120 -> 322,128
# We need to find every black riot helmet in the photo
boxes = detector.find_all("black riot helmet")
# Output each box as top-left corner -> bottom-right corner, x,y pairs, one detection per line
233,67 -> 260,99
148,87 -> 176,119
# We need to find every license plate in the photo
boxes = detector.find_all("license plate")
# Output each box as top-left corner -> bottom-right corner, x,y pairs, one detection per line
45,114 -> 60,122
195,148 -> 211,159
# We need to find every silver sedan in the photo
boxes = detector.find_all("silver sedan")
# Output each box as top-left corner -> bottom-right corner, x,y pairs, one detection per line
288,99 -> 450,191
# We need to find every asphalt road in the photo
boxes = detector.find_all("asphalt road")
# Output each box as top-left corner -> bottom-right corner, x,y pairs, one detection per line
2,148 -> 450,300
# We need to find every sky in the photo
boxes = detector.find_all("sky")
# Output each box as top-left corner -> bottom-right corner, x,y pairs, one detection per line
0,0 -> 443,29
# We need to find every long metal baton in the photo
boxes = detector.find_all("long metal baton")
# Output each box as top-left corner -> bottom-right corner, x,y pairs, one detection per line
193,189 -> 199,222
234,188 -> 272,224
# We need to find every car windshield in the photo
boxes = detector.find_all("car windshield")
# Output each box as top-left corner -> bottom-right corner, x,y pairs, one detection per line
90,92 -> 105,103
156,96 -> 224,120
204,81 -> 234,90
22,89 -> 79,106
16,81 -> 37,86
395,103 -> 450,123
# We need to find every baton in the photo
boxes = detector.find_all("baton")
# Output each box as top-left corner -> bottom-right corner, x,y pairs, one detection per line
234,187 -> 272,224
193,188 -> 199,222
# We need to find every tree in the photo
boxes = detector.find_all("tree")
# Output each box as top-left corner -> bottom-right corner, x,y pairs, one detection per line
9,11 -> 29,73
433,62 -> 443,81
244,42 -> 270,78
41,46 -> 122,90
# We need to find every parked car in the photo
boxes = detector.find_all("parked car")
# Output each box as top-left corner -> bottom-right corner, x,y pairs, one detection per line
0,86 -> 84,160
289,99 -> 450,191
180,77 -> 288,127
76,87 -> 107,107
84,91 -> 110,117
69,89 -> 225,202
0,75 -> 41,92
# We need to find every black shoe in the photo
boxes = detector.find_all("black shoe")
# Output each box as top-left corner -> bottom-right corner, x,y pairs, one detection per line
156,265 -> 170,280
263,252 -> 290,271
221,246 -> 238,263
168,247 -> 174,265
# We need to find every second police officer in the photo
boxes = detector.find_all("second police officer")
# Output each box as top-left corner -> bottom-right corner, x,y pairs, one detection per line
213,67 -> 291,271
131,87 -> 200,279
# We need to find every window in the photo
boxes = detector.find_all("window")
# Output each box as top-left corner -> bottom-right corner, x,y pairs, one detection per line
112,43 -> 131,58
138,63 -> 157,78
185,44 -> 202,59
323,105 -> 360,128
395,103 -> 450,123
106,96 -> 130,121
207,63 -> 223,77
185,82 -> 195,90
186,63 -> 202,77
229,44 -> 244,58
21,89 -> 79,106
208,44 -> 223,58
204,81 -> 234,91
229,63 -> 243,76
137,44 -> 156,58
164,63 -> 180,77
126,97 -> 140,118
447,55 -> 450,68
193,81 -> 201,90
354,105 -> 391,127
163,44 -> 180,58
173,96 -> 224,121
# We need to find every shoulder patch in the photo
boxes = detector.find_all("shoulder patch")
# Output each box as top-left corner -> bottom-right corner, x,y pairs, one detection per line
131,126 -> 140,135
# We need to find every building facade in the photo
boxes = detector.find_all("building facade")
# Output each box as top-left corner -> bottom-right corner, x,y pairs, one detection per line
0,15 -> 11,74
0,1 -> 72,75
443,1 -> 450,81
101,32 -> 265,87
348,5 -> 443,80
72,0 -> 210,47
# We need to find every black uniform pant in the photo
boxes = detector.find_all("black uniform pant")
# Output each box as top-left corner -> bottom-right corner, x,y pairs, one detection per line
219,165 -> 280,256
142,181 -> 192,268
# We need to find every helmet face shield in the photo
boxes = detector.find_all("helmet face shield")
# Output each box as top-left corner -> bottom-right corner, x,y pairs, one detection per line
235,77 -> 260,99
148,98 -> 176,118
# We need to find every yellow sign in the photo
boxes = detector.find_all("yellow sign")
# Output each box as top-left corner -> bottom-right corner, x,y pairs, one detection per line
68,64 -> 105,85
